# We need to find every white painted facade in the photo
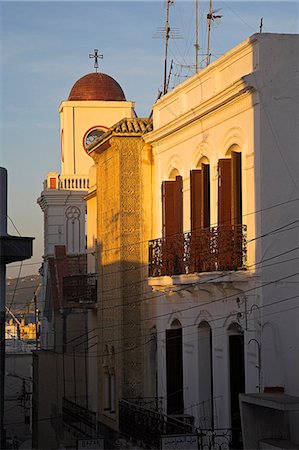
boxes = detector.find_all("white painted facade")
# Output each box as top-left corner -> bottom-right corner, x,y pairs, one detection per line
144,33 -> 299,441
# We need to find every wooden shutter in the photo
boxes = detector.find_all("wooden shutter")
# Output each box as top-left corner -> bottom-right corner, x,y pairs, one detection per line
218,159 -> 232,226
231,151 -> 242,225
162,175 -> 183,238
161,176 -> 183,275
202,164 -> 210,228
190,170 -> 202,232
190,165 -> 210,232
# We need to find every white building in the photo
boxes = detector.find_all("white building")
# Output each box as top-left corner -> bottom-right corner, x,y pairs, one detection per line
144,33 -> 299,448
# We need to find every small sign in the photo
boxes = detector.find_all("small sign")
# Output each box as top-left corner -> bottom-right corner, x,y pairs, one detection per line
161,434 -> 198,450
77,438 -> 104,449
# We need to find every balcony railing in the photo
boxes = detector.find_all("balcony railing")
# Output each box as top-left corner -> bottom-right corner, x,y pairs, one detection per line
149,225 -> 247,277
63,273 -> 97,308
62,397 -> 96,439
119,399 -> 193,448
119,399 -> 242,449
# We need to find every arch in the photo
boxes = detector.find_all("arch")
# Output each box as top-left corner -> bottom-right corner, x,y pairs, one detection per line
198,319 -> 211,330
227,321 -> 243,335
166,312 -> 183,330
193,139 -> 216,169
226,144 -> 241,157
194,309 -> 213,326
170,318 -> 182,329
221,127 -> 247,159
169,168 -> 180,180
164,154 -> 185,180
196,156 -> 210,168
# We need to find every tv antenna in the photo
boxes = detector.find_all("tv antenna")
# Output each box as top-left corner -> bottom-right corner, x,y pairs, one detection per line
206,0 -> 222,67
195,0 -> 200,72
154,0 -> 182,95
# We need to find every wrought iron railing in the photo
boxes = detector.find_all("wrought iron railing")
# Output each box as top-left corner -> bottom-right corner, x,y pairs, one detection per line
149,225 -> 247,277
63,273 -> 97,307
124,396 -> 164,412
62,397 -> 96,438
197,428 -> 242,449
119,399 -> 242,449
119,399 -> 193,448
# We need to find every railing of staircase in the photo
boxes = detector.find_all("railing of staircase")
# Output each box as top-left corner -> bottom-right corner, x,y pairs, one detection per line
119,399 -> 242,449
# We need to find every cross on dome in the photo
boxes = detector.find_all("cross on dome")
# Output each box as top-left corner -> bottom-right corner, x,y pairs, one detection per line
89,49 -> 103,72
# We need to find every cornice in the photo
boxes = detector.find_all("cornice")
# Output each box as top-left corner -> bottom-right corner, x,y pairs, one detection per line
59,100 -> 135,113
37,190 -> 88,210
144,80 -> 254,145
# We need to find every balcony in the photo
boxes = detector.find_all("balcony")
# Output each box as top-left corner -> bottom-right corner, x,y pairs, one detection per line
149,225 -> 247,277
63,273 -> 97,308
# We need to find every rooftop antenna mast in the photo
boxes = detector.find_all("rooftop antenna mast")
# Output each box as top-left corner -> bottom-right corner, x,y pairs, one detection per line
164,0 -> 174,94
154,0 -> 182,94
206,0 -> 222,67
195,0 -> 199,72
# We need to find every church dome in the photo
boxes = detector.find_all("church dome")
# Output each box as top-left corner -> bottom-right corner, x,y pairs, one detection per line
68,73 -> 126,101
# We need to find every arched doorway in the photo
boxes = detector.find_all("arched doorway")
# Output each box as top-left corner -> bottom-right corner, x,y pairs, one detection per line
166,319 -> 184,415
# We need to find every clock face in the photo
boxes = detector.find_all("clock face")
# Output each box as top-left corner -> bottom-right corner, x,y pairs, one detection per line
83,127 -> 106,149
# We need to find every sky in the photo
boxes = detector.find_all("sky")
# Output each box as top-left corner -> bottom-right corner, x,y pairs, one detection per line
0,0 -> 298,278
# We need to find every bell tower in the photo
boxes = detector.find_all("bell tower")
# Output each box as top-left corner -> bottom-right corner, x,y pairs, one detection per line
59,71 -> 135,177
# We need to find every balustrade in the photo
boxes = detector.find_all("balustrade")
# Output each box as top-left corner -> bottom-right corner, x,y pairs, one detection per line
119,399 -> 242,449
149,225 -> 247,277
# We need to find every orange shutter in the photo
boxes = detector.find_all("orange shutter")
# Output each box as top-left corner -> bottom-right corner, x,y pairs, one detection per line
190,170 -> 202,232
231,151 -> 242,225
202,164 -> 210,228
161,176 -> 183,275
162,176 -> 183,238
190,166 -> 210,231
218,159 -> 232,226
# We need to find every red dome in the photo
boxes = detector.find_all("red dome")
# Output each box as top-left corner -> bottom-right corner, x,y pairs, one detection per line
68,73 -> 126,101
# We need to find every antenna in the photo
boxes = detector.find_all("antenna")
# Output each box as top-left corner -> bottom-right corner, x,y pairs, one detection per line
166,59 -> 174,92
164,0 -> 173,94
260,17 -> 263,33
154,0 -> 182,95
195,0 -> 199,72
206,0 -> 222,67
